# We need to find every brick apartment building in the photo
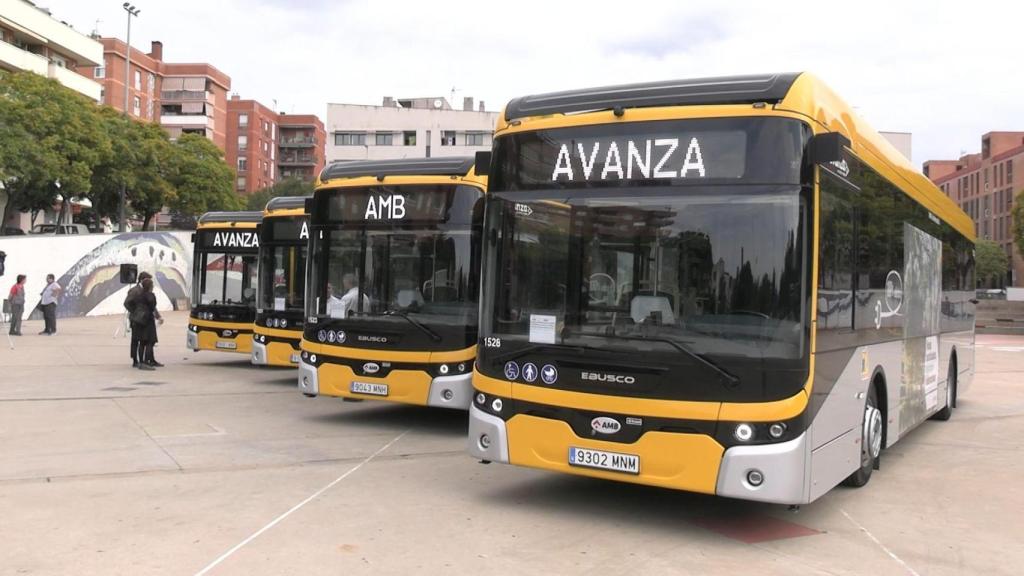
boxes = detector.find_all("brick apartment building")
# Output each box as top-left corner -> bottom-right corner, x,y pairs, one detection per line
77,38 -> 231,149
225,96 -> 325,195
924,131 -> 1024,286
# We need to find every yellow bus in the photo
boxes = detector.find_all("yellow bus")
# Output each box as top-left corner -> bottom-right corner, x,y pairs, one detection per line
298,157 -> 487,410
469,73 -> 976,504
251,196 -> 311,367
188,211 -> 263,355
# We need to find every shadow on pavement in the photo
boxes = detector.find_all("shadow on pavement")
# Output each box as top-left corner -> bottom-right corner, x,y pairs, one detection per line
309,402 -> 468,437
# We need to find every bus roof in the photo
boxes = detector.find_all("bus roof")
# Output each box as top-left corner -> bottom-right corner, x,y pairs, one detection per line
197,211 -> 263,225
504,73 -> 800,121
264,195 -> 310,214
496,72 -> 974,241
319,157 -> 476,182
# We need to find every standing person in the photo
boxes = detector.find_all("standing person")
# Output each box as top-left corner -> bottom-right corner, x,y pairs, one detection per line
124,272 -> 152,367
132,277 -> 163,369
38,274 -> 61,335
8,274 -> 26,336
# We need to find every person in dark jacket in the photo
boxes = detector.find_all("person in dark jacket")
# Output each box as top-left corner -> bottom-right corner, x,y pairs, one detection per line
132,277 -> 163,370
124,272 -> 152,367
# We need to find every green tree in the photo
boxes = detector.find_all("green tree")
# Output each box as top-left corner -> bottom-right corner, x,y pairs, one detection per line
0,70 -> 110,230
975,239 -> 1009,288
245,177 -> 314,210
168,133 -> 242,218
91,107 -> 177,230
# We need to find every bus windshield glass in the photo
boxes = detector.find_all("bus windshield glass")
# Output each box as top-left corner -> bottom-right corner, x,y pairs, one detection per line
195,252 -> 258,307
482,117 -> 811,373
259,217 -> 308,312
310,184 -> 483,331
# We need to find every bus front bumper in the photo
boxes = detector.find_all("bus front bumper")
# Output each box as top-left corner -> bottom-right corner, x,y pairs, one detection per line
308,362 -> 473,409
467,407 -> 809,505
186,330 -> 198,351
252,339 -> 300,367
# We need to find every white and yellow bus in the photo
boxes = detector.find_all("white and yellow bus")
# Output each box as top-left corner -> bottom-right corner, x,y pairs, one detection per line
298,157 -> 487,410
251,196 -> 311,367
188,211 -> 263,355
469,73 -> 975,504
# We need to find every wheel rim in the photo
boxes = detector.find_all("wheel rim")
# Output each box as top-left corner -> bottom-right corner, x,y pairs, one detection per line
861,403 -> 883,466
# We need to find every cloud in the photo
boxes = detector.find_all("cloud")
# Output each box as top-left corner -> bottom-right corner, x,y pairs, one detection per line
41,0 -> 1024,167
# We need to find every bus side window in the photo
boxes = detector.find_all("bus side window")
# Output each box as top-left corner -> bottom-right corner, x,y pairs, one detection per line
818,173 -> 854,338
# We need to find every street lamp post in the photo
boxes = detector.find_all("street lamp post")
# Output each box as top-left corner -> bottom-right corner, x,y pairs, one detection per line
120,3 -> 140,233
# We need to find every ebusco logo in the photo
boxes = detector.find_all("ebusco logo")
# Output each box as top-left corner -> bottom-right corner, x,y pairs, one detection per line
591,417 -> 621,435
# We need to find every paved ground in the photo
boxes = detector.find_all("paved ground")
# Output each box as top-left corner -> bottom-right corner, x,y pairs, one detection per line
1,312 -> 1022,576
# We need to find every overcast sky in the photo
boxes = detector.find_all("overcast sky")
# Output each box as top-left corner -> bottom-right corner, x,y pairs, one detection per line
42,0 -> 1023,167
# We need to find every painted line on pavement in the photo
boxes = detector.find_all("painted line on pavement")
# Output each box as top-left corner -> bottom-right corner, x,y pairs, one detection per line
193,429 -> 408,576
840,508 -> 920,576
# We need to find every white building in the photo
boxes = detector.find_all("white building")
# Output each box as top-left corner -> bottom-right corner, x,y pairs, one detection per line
880,131 -> 912,163
326,96 -> 499,164
0,0 -> 103,100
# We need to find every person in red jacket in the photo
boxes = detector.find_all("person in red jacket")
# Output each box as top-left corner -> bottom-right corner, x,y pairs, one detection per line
7,274 -> 26,336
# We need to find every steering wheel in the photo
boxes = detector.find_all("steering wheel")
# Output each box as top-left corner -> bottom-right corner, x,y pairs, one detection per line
588,273 -> 615,304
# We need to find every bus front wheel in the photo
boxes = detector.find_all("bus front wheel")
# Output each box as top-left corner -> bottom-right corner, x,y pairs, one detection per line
932,358 -> 957,421
844,384 -> 882,488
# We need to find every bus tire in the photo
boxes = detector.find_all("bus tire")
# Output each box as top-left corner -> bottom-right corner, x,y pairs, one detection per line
932,357 -> 957,421
843,384 -> 882,488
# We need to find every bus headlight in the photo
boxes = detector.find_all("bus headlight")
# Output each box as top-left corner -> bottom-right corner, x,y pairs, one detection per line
280,319 -> 288,329
768,423 -> 787,439
439,364 -> 449,375
734,423 -> 754,442
475,393 -> 486,405
491,398 -> 503,413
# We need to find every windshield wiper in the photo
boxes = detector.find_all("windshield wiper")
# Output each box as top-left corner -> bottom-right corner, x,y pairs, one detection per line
607,333 -> 739,387
490,343 -> 587,365
383,309 -> 442,342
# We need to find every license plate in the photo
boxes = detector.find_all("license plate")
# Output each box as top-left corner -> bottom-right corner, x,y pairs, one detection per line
289,354 -> 300,363
350,381 -> 388,396
215,341 -> 237,350
568,446 -> 640,475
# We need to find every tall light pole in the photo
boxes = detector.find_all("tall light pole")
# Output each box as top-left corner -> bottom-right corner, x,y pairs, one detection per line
120,3 -> 140,233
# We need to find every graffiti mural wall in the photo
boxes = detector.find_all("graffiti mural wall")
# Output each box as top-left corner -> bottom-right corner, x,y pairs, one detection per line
0,232 -> 193,319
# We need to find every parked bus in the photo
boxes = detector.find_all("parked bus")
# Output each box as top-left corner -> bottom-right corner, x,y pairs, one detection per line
188,211 -> 263,355
468,73 -> 975,504
252,196 -> 311,366
298,157 -> 487,410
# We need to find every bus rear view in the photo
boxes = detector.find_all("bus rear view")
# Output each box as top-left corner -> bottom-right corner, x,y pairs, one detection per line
469,73 -> 974,505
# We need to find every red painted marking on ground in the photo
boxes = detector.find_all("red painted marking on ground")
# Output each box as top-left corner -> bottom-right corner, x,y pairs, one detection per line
976,335 -> 1024,346
692,514 -> 821,544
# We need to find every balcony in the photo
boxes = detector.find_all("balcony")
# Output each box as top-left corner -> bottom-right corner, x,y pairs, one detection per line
160,114 -> 215,129
279,137 -> 317,148
0,40 -> 48,75
49,63 -> 101,101
278,155 -> 317,167
160,90 -> 214,103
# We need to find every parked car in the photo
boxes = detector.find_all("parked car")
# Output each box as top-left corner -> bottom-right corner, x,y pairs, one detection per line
29,223 -> 91,235
976,288 -> 1007,300
1,226 -> 26,236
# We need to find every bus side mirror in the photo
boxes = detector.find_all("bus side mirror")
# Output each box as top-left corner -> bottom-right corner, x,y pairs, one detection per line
474,151 -> 491,176
810,132 -> 851,164
190,232 -> 196,243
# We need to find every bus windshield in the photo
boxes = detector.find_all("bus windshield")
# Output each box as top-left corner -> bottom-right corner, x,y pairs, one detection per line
258,217 -> 308,312
309,184 -> 483,344
480,117 -> 812,398
195,252 -> 258,307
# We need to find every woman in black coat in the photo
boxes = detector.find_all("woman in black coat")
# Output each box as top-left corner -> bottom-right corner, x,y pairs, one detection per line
133,277 -> 163,369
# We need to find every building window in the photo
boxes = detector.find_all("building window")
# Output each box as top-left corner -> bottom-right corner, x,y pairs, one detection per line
1009,161 -> 1014,184
94,66 -> 105,79
237,157 -> 247,172
148,73 -> 155,94
238,114 -> 248,127
403,131 -> 417,146
132,96 -> 141,116
465,132 -> 488,146
134,70 -> 142,90
375,133 -> 393,146
440,130 -> 456,146
238,135 -> 248,150
334,132 -> 366,146
237,176 -> 246,190
147,99 -> 153,120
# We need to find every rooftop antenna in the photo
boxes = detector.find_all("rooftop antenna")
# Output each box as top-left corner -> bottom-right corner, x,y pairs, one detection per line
91,19 -> 102,37
450,86 -> 459,107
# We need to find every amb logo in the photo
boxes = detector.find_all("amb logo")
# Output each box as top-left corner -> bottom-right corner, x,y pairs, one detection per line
591,416 -> 621,435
